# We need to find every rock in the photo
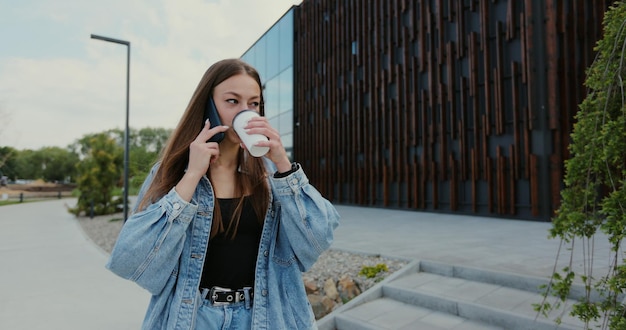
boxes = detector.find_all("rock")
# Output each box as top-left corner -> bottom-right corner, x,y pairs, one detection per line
337,275 -> 361,302
323,278 -> 339,301
303,276 -> 318,294
308,294 -> 336,319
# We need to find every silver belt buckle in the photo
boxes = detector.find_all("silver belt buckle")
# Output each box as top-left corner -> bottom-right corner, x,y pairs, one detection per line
209,286 -> 232,306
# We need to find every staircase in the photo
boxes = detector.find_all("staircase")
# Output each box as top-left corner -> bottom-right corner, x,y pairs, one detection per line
317,260 -> 593,330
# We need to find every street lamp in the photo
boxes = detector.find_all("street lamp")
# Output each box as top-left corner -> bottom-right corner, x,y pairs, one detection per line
90,34 -> 130,221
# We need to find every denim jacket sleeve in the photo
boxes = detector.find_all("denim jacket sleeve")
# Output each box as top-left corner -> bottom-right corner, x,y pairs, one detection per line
106,164 -> 198,295
268,164 -> 340,272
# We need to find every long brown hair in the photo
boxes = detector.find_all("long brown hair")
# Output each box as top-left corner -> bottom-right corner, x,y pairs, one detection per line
137,59 -> 269,238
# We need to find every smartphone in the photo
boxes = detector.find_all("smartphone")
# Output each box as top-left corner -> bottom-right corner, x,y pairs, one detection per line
203,96 -> 225,143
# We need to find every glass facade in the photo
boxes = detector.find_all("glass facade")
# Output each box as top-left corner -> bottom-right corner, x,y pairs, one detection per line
241,8 -> 295,159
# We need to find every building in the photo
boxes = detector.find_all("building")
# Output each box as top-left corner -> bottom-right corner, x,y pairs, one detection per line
242,0 -> 611,221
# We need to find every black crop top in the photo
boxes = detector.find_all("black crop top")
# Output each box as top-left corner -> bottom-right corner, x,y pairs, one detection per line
199,196 -> 263,290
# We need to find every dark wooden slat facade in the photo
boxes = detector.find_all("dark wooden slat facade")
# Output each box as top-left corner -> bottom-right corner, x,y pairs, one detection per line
292,0 -> 609,221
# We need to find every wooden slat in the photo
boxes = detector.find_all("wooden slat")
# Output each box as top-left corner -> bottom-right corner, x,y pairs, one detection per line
420,153 -> 426,209
546,0 -> 559,130
530,154 -> 539,217
481,0 -> 492,137
471,149 -> 477,213
509,145 -> 516,215
495,20 -> 504,135
291,0 -> 609,221
459,78 -> 467,181
450,155 -> 458,211
511,62 -> 521,179
447,42 -> 457,139
431,161 -> 438,209
439,83 -> 447,181
507,0 -> 516,40
456,0 -> 465,58
497,147 -> 504,214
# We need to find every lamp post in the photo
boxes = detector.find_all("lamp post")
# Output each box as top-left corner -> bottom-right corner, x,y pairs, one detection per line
91,34 -> 130,221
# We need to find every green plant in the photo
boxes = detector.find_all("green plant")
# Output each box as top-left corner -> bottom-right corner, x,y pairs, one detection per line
536,2 -> 626,329
359,263 -> 388,279
69,133 -> 124,216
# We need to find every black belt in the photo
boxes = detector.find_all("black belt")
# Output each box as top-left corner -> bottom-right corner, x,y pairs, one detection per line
201,286 -> 254,306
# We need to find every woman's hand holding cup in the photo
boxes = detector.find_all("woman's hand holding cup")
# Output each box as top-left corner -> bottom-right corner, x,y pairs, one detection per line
233,110 -> 291,172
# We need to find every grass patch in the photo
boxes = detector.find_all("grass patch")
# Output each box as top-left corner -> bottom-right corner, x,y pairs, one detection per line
0,200 -> 22,206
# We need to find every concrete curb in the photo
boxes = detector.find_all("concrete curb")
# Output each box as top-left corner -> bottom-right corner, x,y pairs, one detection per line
317,260 -> 420,330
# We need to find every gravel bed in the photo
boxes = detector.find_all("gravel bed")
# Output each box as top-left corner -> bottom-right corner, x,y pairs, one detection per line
77,214 -> 409,294
77,214 -> 125,254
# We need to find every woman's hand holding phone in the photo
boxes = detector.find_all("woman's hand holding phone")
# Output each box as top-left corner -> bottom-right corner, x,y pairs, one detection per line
175,120 -> 228,202
193,119 -> 229,170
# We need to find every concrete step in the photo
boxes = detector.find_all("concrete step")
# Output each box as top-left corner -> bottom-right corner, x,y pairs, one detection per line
318,260 -> 594,330
335,297 -> 504,330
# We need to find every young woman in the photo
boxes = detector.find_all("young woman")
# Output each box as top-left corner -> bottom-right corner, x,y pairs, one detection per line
106,58 -> 340,330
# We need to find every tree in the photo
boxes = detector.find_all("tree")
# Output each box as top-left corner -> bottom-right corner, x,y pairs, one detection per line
0,146 -> 18,180
8,147 -> 79,182
536,2 -> 626,329
69,133 -> 123,216
131,127 -> 171,180
39,147 -> 79,182
135,127 -> 171,152
14,149 -> 42,180
105,127 -> 171,193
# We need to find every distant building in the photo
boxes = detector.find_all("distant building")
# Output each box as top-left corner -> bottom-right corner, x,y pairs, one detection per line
242,0 -> 611,221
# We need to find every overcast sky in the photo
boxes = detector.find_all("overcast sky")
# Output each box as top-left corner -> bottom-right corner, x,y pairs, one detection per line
0,0 -> 302,150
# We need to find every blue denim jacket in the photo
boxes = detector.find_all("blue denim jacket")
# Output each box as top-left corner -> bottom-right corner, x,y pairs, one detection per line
106,161 -> 340,329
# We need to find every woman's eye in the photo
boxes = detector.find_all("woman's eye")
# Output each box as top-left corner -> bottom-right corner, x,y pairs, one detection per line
227,99 -> 238,104
250,102 -> 260,108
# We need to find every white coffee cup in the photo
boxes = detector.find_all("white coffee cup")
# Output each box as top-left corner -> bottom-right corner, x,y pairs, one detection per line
232,110 -> 270,157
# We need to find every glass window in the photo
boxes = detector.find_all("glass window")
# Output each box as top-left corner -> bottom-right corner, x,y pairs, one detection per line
389,82 -> 397,100
403,9 -> 412,28
283,132 -> 293,161
279,11 -> 294,71
264,77 -> 280,119
382,52 -> 389,70
269,116 -> 280,132
395,46 -> 404,65
278,67 -> 293,112
279,111 -> 293,135
256,38 -> 267,80
266,28 -> 280,78
241,7 -> 294,158
283,133 -> 293,149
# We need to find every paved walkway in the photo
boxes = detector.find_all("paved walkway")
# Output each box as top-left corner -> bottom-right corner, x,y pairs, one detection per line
0,199 -> 616,329
0,199 -> 147,330
330,206 -> 615,279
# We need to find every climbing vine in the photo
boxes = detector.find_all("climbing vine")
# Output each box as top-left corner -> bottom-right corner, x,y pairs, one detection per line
535,2 -> 626,329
